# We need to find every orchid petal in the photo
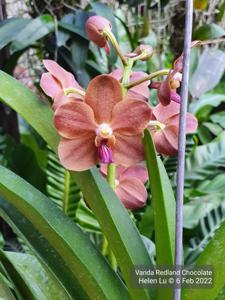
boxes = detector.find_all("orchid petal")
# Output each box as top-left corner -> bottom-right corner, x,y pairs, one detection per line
58,135 -> 98,171
116,177 -> 147,209
113,134 -> 144,166
43,60 -> 83,91
168,113 -> 198,133
111,69 -> 150,101
85,75 -> 123,124
54,101 -> 97,139
170,91 -> 181,103
152,101 -> 180,123
119,165 -> 148,183
111,99 -> 151,136
128,71 -> 150,101
40,72 -> 61,98
152,126 -> 179,156
157,74 -> 172,106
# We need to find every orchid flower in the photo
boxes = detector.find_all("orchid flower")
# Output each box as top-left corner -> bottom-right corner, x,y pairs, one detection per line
156,69 -> 182,106
40,60 -> 84,110
54,75 -> 152,171
101,164 -> 148,210
111,68 -> 150,101
86,16 -> 112,54
148,101 -> 197,156
155,41 -> 200,106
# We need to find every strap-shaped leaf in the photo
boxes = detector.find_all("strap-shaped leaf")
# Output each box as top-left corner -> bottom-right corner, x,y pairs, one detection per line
0,251 -> 71,300
0,198 -> 85,300
0,71 -> 153,299
143,129 -> 176,300
0,167 -> 129,300
182,221 -> 225,300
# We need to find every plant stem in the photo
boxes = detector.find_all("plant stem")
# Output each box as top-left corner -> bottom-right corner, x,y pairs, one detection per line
107,163 -> 116,190
103,29 -> 128,66
106,163 -> 117,271
122,58 -> 134,86
174,1 -> 193,300
125,69 -> 170,89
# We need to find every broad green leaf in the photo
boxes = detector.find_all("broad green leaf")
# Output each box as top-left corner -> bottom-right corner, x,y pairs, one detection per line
193,23 -> 225,40
182,221 -> 225,300
72,169 -> 153,300
57,14 -> 75,47
210,112 -> 225,129
0,167 -> 130,300
0,18 -> 31,49
58,21 -> 88,40
11,15 -> 54,52
143,129 -> 175,300
0,198 -> 85,299
185,136 -> 225,187
0,71 -> 154,300
203,122 -> 223,136
189,93 -> 225,116
0,71 -> 59,150
0,250 -> 36,300
183,196 -> 224,229
1,251 -> 70,300
0,278 -> 15,300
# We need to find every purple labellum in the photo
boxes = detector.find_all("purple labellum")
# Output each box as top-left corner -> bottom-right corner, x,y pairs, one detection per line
98,142 -> 114,164
171,91 -> 181,103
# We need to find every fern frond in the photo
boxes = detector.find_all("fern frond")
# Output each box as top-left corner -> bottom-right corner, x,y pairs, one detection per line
185,203 -> 225,265
46,147 -> 81,220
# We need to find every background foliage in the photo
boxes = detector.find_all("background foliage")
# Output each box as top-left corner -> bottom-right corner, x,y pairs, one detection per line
0,0 -> 225,299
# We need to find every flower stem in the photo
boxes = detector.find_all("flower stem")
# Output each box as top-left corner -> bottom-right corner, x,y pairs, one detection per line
122,58 -> 134,86
103,29 -> 128,66
107,163 -> 116,190
125,69 -> 170,89
105,163 -> 117,271
64,87 -> 85,97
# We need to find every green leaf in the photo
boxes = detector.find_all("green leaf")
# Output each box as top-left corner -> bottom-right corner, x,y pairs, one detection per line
185,137 -> 225,187
143,129 -> 175,300
216,0 -> 225,21
11,15 -> 54,52
46,147 -> 81,220
210,112 -> 225,128
0,18 -> 31,50
183,195 -> 224,229
72,169 -> 153,300
182,221 -> 225,300
193,23 -> 225,40
0,71 -> 154,300
0,272 -> 16,300
0,198 -> 85,299
1,251 -> 70,300
58,21 -> 88,40
0,167 -> 130,300
0,71 -> 59,150
189,93 -> 225,116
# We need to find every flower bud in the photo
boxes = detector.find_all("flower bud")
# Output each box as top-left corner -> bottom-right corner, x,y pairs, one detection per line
86,16 -> 112,53
126,44 -> 153,61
